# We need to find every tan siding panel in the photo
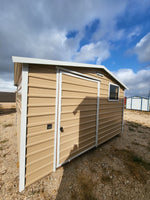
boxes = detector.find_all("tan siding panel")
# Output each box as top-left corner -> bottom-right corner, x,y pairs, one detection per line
99,123 -> 122,137
28,106 -> 55,115
60,137 -> 96,154
61,105 -> 97,113
99,117 -> 122,126
28,87 -> 56,96
26,139 -> 54,155
29,65 -> 56,80
27,124 -> 54,134
25,164 -> 53,187
61,120 -> 96,135
59,141 -> 95,164
27,114 -> 55,124
25,66 -> 56,187
99,107 -> 122,114
26,131 -> 54,144
61,111 -> 97,122
28,97 -> 55,105
60,129 -> 96,144
61,117 -> 96,128
62,73 -> 97,88
99,119 -> 122,129
100,102 -> 123,108
26,156 -> 53,175
98,129 -> 121,145
28,76 -> 56,87
26,148 -> 53,163
62,82 -> 98,93
62,90 -> 97,98
61,98 -> 97,106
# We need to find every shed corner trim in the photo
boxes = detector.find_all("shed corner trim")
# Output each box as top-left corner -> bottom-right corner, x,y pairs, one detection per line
19,64 -> 28,192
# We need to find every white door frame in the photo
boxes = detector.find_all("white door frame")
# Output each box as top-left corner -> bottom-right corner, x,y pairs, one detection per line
54,68 -> 100,169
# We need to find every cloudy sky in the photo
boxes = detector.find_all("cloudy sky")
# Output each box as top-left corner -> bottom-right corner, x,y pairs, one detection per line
0,0 -> 150,97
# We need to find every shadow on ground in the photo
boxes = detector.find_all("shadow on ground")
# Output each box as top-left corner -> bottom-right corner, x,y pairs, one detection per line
55,119 -> 150,200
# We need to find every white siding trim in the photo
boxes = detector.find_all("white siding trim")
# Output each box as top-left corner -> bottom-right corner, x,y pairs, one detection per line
96,81 -> 100,146
12,56 -> 128,89
57,145 -> 96,168
19,64 -> 28,192
53,68 -> 59,171
57,66 -> 100,82
56,71 -> 62,167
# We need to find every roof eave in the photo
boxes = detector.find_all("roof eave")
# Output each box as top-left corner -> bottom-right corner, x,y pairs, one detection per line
12,56 -> 128,89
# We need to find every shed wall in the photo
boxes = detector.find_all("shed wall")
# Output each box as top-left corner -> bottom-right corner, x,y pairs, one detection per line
25,64 -> 124,187
63,66 -> 124,145
142,98 -> 148,111
126,97 -> 149,111
26,65 -> 56,186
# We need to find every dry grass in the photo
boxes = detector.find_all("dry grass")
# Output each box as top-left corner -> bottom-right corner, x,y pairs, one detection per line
71,173 -> 97,200
0,147 -> 3,150
0,139 -> 9,144
101,175 -> 112,183
128,127 -> 135,132
0,109 -> 150,200
112,148 -> 150,183
127,121 -> 150,134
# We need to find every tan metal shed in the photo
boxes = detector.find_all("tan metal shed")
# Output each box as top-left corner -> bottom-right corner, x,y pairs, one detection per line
12,56 -> 127,192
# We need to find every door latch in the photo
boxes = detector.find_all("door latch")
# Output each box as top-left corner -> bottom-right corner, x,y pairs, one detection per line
60,127 -> 64,132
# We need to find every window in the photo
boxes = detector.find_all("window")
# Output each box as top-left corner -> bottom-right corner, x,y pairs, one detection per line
109,83 -> 119,101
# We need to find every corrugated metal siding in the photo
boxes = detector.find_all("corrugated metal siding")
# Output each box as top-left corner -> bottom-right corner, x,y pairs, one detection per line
142,98 -> 148,111
132,98 -> 141,110
126,97 -> 149,111
25,65 -> 56,187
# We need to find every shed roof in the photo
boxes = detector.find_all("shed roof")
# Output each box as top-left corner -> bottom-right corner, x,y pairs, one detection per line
12,56 -> 127,89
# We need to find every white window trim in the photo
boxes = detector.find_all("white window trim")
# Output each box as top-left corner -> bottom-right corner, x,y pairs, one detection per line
108,83 -> 120,101
19,64 -> 28,192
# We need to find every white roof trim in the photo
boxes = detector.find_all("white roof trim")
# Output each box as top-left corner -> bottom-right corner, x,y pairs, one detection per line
12,56 -> 127,89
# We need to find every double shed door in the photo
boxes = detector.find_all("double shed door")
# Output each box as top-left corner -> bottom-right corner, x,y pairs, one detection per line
56,70 -> 100,167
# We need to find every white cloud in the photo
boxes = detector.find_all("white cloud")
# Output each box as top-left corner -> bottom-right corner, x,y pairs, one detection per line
127,26 -> 141,40
113,68 -> 150,97
133,32 -> 150,62
74,41 -> 110,64
0,79 -> 16,92
0,0 -> 150,92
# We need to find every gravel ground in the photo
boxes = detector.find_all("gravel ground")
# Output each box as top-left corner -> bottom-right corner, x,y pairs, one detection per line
0,109 -> 150,200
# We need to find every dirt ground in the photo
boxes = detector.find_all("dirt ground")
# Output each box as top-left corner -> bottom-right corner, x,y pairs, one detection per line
0,108 -> 150,200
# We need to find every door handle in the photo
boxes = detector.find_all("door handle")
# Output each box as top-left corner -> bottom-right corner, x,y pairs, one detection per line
60,127 -> 64,132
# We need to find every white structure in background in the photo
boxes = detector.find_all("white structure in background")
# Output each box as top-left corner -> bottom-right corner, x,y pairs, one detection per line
126,97 -> 150,111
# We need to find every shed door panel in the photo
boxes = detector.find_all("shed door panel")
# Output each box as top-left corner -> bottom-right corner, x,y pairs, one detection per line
142,99 -> 148,111
57,72 -> 99,166
132,98 -> 141,110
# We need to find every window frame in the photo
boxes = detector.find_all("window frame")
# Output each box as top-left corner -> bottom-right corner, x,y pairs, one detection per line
108,83 -> 120,101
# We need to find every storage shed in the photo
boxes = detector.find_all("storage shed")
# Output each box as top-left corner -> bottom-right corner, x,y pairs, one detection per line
12,56 -> 127,192
126,96 -> 150,111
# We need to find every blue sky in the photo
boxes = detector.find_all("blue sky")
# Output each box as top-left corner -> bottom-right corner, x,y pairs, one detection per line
0,0 -> 150,97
